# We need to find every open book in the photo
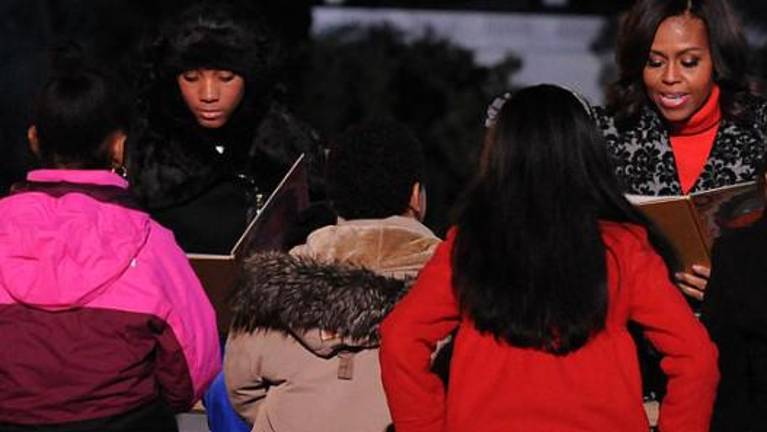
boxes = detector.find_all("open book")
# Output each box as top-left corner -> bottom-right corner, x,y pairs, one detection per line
187,154 -> 309,332
626,181 -> 763,271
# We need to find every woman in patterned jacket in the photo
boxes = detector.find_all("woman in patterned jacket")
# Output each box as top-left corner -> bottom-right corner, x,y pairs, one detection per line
594,0 -> 767,301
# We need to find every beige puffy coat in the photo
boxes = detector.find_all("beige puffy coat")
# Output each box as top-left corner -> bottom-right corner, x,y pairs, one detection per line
224,216 -> 440,432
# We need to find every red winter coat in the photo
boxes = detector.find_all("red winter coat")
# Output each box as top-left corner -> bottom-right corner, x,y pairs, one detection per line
380,222 -> 718,432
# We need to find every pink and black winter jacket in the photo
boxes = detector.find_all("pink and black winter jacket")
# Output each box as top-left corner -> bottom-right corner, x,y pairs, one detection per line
0,170 -> 220,427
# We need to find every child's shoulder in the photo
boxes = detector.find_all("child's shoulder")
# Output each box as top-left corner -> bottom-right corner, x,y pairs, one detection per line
599,221 -> 652,250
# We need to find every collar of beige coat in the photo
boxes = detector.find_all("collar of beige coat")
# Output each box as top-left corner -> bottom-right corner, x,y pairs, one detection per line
289,215 -> 441,280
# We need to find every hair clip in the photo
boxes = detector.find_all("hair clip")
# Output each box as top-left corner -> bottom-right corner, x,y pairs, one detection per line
559,85 -> 594,119
484,91 -> 512,128
483,86 -> 593,129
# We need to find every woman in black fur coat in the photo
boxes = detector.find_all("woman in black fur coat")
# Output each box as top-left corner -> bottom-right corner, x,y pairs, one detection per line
127,1 -> 325,254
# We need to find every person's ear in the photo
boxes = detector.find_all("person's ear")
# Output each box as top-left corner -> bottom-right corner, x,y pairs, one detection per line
109,130 -> 127,167
409,182 -> 420,211
27,125 -> 40,156
408,182 -> 426,221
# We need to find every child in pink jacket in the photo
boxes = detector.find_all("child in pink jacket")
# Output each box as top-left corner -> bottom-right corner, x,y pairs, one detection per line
0,50 -> 220,431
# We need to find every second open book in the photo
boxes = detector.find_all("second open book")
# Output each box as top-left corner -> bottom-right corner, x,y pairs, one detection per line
626,181 -> 763,271
187,154 -> 309,332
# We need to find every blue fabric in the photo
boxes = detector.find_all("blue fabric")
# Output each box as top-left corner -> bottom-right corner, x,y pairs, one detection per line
203,372 -> 251,432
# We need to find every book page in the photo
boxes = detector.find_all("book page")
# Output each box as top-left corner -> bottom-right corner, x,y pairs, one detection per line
625,194 -> 684,205
186,253 -> 235,260
231,154 -> 309,258
626,182 -> 764,271
187,256 -> 240,333
689,181 -> 762,249
633,198 -> 709,271
186,154 -> 309,333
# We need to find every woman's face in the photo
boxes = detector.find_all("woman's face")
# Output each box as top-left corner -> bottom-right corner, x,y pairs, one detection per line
177,69 -> 245,128
642,14 -> 715,125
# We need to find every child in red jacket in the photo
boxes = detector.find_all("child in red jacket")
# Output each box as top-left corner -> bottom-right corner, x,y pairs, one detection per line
379,84 -> 719,432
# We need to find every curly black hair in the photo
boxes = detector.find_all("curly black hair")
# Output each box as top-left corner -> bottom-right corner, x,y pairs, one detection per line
327,119 -> 424,220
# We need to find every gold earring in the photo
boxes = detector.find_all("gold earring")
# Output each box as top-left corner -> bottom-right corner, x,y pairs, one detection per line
111,163 -> 128,179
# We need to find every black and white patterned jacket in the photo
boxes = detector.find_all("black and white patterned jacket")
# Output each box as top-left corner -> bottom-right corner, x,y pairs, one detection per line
594,101 -> 767,196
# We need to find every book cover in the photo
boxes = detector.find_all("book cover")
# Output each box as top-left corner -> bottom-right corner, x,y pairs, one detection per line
187,154 -> 310,332
626,181 -> 763,271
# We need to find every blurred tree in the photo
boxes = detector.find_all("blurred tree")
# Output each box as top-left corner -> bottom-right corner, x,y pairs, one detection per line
0,1 -> 49,194
313,0 -> 633,14
733,0 -> 767,22
0,0 -> 189,194
297,24 -> 521,233
731,0 -> 767,88
589,15 -> 620,99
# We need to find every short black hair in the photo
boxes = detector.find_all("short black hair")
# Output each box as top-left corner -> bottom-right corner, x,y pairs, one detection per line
327,119 -> 424,220
33,45 -> 130,169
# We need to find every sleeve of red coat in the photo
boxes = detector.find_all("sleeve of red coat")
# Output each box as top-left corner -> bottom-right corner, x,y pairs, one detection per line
622,227 -> 719,432
379,229 -> 461,432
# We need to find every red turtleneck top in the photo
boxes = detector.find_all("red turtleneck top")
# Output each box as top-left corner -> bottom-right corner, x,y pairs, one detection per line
670,85 -> 722,194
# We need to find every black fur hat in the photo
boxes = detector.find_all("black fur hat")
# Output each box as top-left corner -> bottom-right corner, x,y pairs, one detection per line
152,1 -> 276,86
134,0 -> 281,132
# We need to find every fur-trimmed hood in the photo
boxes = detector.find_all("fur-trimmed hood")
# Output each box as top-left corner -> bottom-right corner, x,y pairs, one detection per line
230,251 -> 409,355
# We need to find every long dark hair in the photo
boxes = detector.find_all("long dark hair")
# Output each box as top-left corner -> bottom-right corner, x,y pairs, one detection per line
607,0 -> 755,128
452,84 -> 674,355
